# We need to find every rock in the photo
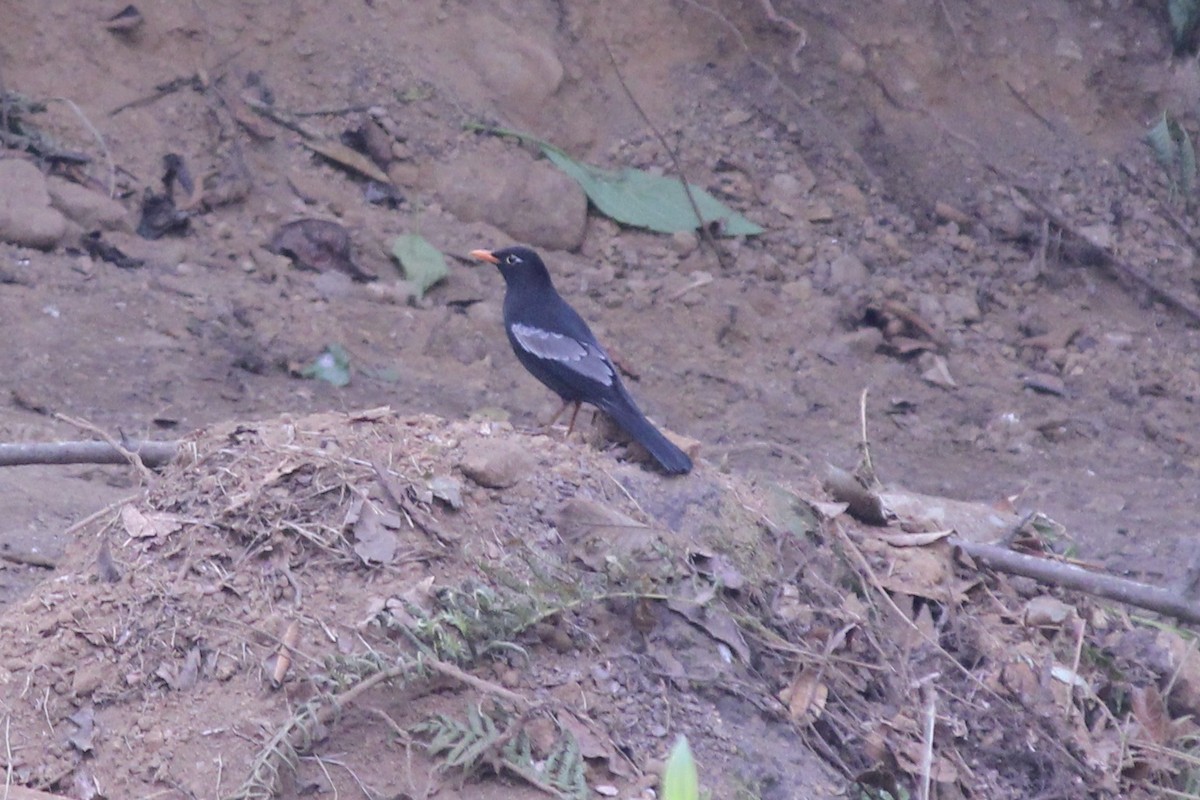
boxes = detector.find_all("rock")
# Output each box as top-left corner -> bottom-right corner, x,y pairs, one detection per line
459,439 -> 536,489
72,662 -> 105,697
456,13 -> 563,113
837,46 -> 867,76
764,173 -> 806,217
840,327 -> 885,358
670,230 -> 699,256
827,251 -> 869,288
45,177 -> 131,231
1078,224 -> 1112,250
802,200 -> 835,222
0,160 -> 68,249
943,292 -> 981,325
102,231 -> 191,269
434,146 -> 587,251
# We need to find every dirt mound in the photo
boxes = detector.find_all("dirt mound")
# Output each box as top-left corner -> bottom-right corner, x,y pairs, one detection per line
0,409 -> 1187,799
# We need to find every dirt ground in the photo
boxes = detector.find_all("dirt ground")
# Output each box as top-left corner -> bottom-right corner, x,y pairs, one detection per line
3,0 -> 1200,798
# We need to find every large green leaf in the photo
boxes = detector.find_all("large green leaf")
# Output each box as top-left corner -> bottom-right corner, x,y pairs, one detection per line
301,344 -> 351,387
541,148 -> 762,236
467,124 -> 762,237
662,736 -> 699,800
391,233 -> 449,298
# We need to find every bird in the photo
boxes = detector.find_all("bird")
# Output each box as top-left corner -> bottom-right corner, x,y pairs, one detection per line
470,245 -> 693,475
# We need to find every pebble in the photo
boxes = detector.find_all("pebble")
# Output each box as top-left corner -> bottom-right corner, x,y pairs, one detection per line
455,13 -> 563,112
46,177 -> 131,231
434,146 -> 587,251
458,439 -> 536,489
942,292 -> 982,325
827,251 -> 869,288
670,230 -> 698,256
0,160 -> 68,249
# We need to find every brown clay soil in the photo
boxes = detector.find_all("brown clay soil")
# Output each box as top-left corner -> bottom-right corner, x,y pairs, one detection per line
3,1 -> 1200,799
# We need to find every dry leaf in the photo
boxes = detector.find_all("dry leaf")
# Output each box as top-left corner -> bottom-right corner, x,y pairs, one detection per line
352,503 -> 398,564
303,139 -> 392,184
921,354 -> 957,388
121,505 -> 183,539
779,669 -> 828,724
879,529 -> 953,547
1024,595 -> 1075,628
1130,685 -> 1171,745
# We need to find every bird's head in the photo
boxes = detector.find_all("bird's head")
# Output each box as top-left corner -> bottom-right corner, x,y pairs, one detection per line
469,246 -> 551,287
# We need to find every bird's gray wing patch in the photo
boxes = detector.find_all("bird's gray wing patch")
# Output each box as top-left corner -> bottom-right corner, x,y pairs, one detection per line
511,323 -> 614,386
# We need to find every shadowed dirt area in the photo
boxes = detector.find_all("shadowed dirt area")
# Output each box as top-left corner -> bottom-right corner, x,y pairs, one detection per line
2,1 -> 1200,798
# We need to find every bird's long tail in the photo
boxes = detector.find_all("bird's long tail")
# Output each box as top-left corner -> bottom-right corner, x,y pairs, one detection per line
599,396 -> 693,475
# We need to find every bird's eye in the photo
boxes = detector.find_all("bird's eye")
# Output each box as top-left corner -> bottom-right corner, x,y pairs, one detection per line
505,254 -> 521,265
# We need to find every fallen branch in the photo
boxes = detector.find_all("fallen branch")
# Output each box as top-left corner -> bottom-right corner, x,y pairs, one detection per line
984,165 -> 1200,325
0,440 -> 178,468
952,536 -> 1200,625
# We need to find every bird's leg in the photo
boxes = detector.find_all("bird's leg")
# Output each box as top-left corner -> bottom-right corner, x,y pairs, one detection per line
564,401 -> 583,438
546,398 -> 572,428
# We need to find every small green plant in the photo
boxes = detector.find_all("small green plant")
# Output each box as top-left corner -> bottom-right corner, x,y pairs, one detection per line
1146,112 -> 1197,204
663,736 -> 700,800
1169,0 -> 1200,52
415,702 -> 587,800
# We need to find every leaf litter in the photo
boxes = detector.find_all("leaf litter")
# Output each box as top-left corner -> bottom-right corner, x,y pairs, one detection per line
0,408 -> 1190,798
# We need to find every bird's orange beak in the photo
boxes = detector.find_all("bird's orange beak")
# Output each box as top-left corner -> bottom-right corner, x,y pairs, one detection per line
469,249 -> 499,265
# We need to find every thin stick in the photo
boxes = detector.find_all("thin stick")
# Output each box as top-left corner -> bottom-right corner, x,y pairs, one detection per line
918,685 -> 935,800
50,97 -> 115,198
985,164 -> 1200,325
953,536 -> 1200,624
602,42 -> 728,269
422,656 -> 531,710
0,439 -> 178,468
857,387 -> 876,485
1065,617 -> 1086,720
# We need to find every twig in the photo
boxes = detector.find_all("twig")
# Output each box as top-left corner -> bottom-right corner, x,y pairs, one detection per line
49,97 -> 115,198
0,439 -> 178,468
62,493 -> 140,537
1065,616 -> 1086,720
857,387 -> 876,486
918,683 -> 936,800
602,42 -> 729,269
1118,160 -> 1200,254
953,536 -> 1200,624
934,0 -> 964,75
756,0 -> 808,72
0,549 -> 56,569
985,164 -> 1200,325
666,271 -> 714,301
52,415 -> 149,474
108,74 -> 198,116
422,656 -> 532,710
1005,80 -> 1057,133
371,460 -> 458,547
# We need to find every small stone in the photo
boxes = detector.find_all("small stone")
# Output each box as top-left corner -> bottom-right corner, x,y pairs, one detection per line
840,327 -> 884,358
838,46 -> 867,75
434,145 -> 587,251
720,108 -> 754,126
781,278 -> 813,302
72,662 -> 106,697
46,177 -> 131,231
1078,224 -> 1112,250
942,292 -> 981,325
802,200 -> 835,222
0,160 -> 68,249
670,230 -> 698,256
827,252 -> 869,288
459,439 -> 536,489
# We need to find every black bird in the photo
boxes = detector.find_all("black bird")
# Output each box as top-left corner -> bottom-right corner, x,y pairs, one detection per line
470,246 -> 693,475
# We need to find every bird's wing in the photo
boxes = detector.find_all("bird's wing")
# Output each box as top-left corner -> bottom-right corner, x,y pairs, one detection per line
510,322 -> 615,386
